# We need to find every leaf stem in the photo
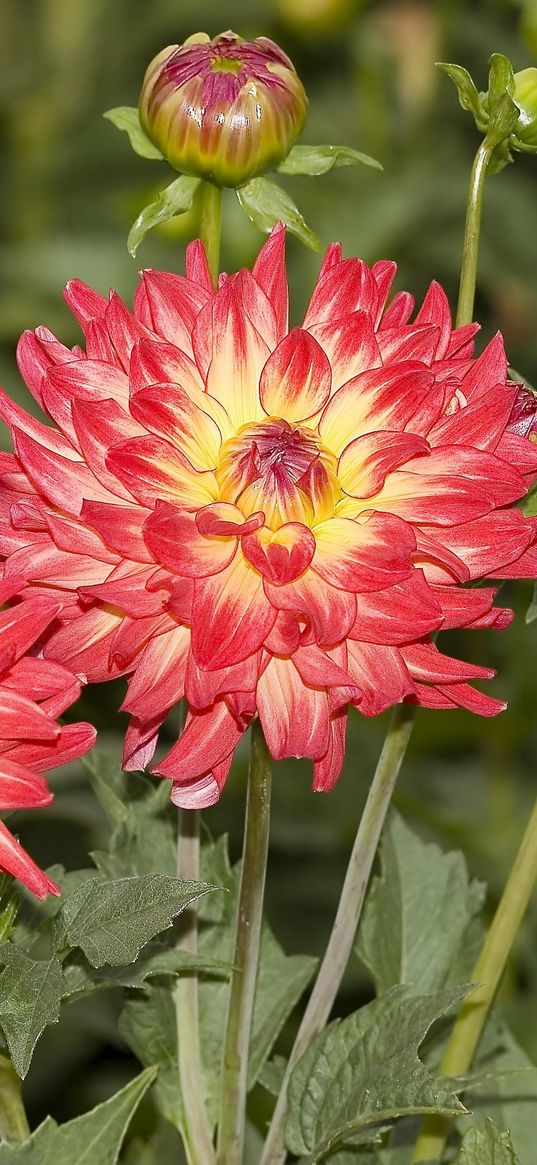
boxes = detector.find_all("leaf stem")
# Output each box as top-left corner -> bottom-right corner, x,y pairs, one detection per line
455,140 -> 493,328
259,703 -> 415,1165
175,809 -> 216,1165
0,1052 -> 30,1144
217,720 -> 272,1165
412,791 -> 537,1162
198,180 -> 222,288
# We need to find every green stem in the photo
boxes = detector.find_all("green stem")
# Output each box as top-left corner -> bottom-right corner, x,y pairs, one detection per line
0,1053 -> 30,1144
175,810 -> 216,1165
455,139 -> 493,328
259,704 -> 415,1165
198,181 -> 222,288
412,792 -> 537,1163
217,721 -> 272,1165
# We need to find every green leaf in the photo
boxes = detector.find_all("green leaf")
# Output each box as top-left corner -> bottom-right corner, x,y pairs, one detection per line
0,1066 -> 157,1163
277,144 -> 382,176
285,984 -> 468,1161
83,749 -> 133,829
436,63 -> 487,127
258,1054 -> 288,1096
356,811 -> 485,995
486,93 -> 520,149
53,874 -> 214,966
128,176 -> 201,256
90,770 -> 176,880
119,986 -> 181,1131
0,948 -> 64,1078
103,106 -> 164,161
62,941 -> 229,1001
236,177 -> 320,251
453,1119 -> 520,1165
459,1020 -> 537,1165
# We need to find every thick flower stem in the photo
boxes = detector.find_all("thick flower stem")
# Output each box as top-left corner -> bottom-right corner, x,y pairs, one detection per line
0,1053 -> 30,1144
217,720 -> 272,1165
455,140 -> 493,328
198,181 -> 222,288
175,809 -> 217,1165
259,703 -> 415,1165
412,791 -> 537,1163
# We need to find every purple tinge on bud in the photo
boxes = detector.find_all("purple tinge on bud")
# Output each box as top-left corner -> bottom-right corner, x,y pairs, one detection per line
139,30 -> 308,187
509,384 -> 537,437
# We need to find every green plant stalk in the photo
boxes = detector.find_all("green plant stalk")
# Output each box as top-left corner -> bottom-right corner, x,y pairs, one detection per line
198,180 -> 222,288
175,809 -> 216,1165
217,721 -> 272,1165
455,139 -> 493,327
259,703 -> 415,1165
413,791 -> 537,1162
0,1052 -> 30,1144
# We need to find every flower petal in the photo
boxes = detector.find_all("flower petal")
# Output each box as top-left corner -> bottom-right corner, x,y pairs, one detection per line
338,431 -> 429,498
259,328 -> 331,422
192,551 -> 276,669
143,502 -> 237,578
106,434 -> 218,509
129,382 -> 222,470
312,513 -> 415,592
242,521 -> 315,584
257,656 -> 330,760
319,364 -> 434,456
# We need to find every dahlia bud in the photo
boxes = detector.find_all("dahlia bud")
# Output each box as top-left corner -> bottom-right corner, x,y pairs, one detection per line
513,67 -> 537,148
138,30 -> 308,187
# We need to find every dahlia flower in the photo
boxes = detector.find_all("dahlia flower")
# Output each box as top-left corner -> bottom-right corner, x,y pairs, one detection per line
0,594 -> 95,897
1,226 -> 536,808
139,30 -> 308,186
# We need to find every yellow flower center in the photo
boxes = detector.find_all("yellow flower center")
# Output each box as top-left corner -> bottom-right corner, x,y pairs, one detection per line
215,417 -> 340,530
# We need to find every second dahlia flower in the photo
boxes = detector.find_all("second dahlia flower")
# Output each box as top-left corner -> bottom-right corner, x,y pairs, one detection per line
0,594 -> 95,897
1,226 -> 536,807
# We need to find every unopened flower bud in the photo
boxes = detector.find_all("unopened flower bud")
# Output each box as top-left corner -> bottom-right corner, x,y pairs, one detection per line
513,67 -> 537,148
139,30 -> 308,188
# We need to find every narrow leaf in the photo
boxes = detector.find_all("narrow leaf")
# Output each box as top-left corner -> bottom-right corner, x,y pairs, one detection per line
285,984 -> 468,1160
53,874 -> 214,966
103,106 -> 164,160
357,811 -> 485,994
278,144 -> 382,176
488,54 -> 515,103
453,1119 -> 520,1164
237,177 -> 320,250
0,1067 -> 157,1163
436,63 -> 487,126
128,176 -> 201,257
0,948 -> 64,1078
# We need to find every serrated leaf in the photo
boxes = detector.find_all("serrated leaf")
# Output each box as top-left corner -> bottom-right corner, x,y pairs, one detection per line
459,1020 -> 537,1165
62,941 -> 229,1000
0,1066 -> 157,1163
453,1119 -> 520,1165
128,176 -> 200,256
0,950 -> 64,1077
278,144 -> 382,176
91,772 -> 176,880
357,811 -> 485,995
237,177 -> 320,250
103,106 -> 164,161
285,984 -> 468,1161
53,875 -> 214,966
436,63 -> 486,126
83,749 -> 133,828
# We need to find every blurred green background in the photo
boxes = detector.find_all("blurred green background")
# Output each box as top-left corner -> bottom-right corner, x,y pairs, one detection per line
2,0 -> 537,1147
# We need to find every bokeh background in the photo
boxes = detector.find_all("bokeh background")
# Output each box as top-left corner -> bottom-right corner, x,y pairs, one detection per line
1,0 -> 537,1149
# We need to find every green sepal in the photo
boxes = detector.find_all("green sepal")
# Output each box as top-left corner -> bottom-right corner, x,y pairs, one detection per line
487,53 -> 515,104
436,63 -> 488,130
277,143 -> 382,176
237,177 -> 320,251
103,106 -> 165,160
128,175 -> 201,257
0,1066 -> 157,1164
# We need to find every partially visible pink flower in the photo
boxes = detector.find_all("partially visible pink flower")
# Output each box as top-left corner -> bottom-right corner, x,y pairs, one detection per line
1,226 -> 537,810
0,593 -> 95,898
139,30 -> 308,186
509,382 -> 537,437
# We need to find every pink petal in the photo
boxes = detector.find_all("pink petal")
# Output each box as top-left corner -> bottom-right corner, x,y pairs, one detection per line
257,656 -> 330,760
242,522 -> 315,584
259,328 -> 331,422
312,513 -> 415,592
338,431 -> 429,498
143,502 -> 237,577
192,552 -> 276,669
106,434 -> 218,509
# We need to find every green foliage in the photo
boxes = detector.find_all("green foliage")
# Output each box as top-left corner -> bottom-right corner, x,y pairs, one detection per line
52,874 -> 213,966
459,1020 -> 537,1165
0,1067 -> 157,1163
127,176 -> 201,256
453,1119 -> 520,1165
103,107 -> 164,161
278,144 -> 382,176
356,811 -> 485,994
0,948 -> 64,1079
285,984 -> 468,1161
236,177 -> 320,250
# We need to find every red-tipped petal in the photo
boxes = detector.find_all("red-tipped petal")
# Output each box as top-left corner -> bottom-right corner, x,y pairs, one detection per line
312,513 -> 415,593
243,522 -> 315,584
143,502 -> 237,578
259,328 -> 331,423
192,552 -> 276,669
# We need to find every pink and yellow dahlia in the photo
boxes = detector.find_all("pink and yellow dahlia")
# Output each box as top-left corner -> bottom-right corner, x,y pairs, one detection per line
1,226 -> 536,807
0,594 -> 95,897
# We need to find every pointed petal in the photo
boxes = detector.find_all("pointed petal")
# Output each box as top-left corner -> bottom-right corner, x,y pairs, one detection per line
303,258 -> 379,328
154,700 -> 244,798
143,502 -> 237,577
192,551 -> 276,669
257,656 -> 330,760
130,383 -> 222,470
259,328 -> 331,422
309,312 -> 382,392
312,513 -> 415,592
338,431 -> 429,498
0,821 -> 60,898
106,434 -> 218,509
350,569 -> 443,643
347,641 -> 415,715
319,364 -> 434,456
252,223 -> 289,340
